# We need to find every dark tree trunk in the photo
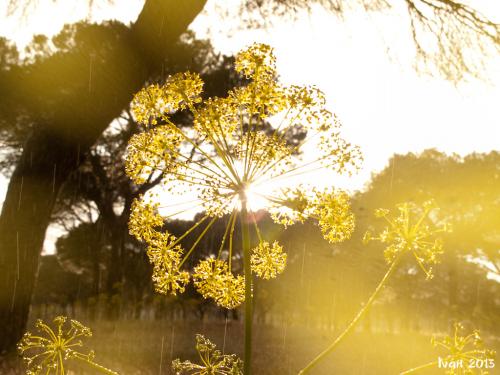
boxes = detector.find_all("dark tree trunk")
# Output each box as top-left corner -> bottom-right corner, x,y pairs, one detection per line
0,127 -> 88,352
0,0 -> 206,353
104,211 -> 126,320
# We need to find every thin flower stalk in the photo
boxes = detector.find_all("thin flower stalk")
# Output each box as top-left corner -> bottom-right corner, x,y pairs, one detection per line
299,201 -> 450,374
240,200 -> 252,375
298,255 -> 402,375
400,323 -> 496,375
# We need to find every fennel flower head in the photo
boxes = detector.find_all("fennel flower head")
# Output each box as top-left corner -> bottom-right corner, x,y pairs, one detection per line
17,316 -> 116,375
363,200 -> 452,279
126,43 -> 362,309
431,322 -> 496,375
172,334 -> 243,375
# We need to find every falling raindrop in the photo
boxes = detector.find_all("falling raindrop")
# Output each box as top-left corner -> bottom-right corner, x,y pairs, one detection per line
17,176 -> 23,210
159,335 -> 165,375
16,231 -> 19,280
11,278 -> 17,312
88,54 -> 93,94
169,325 -> 175,361
222,316 -> 228,354
300,243 -> 306,287
389,157 -> 395,195
52,164 -> 57,193
282,320 -> 287,349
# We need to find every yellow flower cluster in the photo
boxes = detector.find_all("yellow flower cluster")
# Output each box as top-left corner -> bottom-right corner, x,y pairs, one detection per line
310,189 -> 355,243
250,241 -> 287,279
234,43 -> 276,80
18,316 -> 117,375
126,43 -> 361,309
131,72 -> 203,126
431,323 -> 496,375
192,259 -> 245,309
172,334 -> 243,375
129,200 -> 191,295
149,240 -> 190,296
267,187 -> 310,227
363,201 -> 451,279
125,126 -> 182,185
269,186 -> 355,243
128,197 -> 163,241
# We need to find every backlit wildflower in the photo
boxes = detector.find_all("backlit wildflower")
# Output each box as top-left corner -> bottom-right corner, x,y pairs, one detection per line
213,273 -> 246,309
17,316 -> 117,375
268,186 -> 355,242
192,258 -> 230,299
128,197 -> 163,242
126,43 -> 361,309
363,200 -> 451,279
431,323 -> 496,374
251,241 -> 287,279
172,334 -> 243,375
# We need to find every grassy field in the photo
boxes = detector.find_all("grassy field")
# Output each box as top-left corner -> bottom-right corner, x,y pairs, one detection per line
4,318 -> 498,374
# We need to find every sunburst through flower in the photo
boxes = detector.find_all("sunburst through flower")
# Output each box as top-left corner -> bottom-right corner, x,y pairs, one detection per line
126,43 -> 362,309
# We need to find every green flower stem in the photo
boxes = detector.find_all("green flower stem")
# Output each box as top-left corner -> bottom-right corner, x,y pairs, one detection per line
241,200 -> 253,375
179,216 -> 219,268
298,256 -> 401,374
75,358 -> 119,375
399,360 -> 438,374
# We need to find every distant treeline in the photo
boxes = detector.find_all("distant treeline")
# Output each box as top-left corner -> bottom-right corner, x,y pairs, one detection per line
32,150 -> 500,334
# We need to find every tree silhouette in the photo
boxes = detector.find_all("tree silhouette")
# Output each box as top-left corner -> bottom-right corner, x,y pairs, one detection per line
0,0 -> 207,353
5,0 -> 499,79
0,0 -> 498,355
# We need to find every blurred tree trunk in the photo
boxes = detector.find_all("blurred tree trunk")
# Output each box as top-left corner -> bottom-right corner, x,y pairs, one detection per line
103,209 -> 127,320
0,0 -> 207,353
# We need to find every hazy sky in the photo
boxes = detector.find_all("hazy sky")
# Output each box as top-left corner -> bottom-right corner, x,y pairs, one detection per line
0,0 -> 499,252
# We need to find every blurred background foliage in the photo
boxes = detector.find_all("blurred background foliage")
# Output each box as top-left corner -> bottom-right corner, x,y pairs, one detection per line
0,1 -> 499,373
30,148 -> 500,332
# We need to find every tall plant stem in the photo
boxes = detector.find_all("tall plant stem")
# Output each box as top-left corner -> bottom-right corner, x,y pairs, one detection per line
241,200 -> 253,375
298,256 -> 402,374
75,358 -> 119,375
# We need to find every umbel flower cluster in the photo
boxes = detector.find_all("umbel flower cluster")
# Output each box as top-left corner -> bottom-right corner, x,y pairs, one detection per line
126,43 -> 361,309
432,323 -> 496,375
18,316 -> 117,375
430,323 -> 496,375
363,200 -> 451,279
172,334 -> 243,375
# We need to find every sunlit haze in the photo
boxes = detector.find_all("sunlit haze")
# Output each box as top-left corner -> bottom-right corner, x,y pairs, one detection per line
1,0 -> 499,253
